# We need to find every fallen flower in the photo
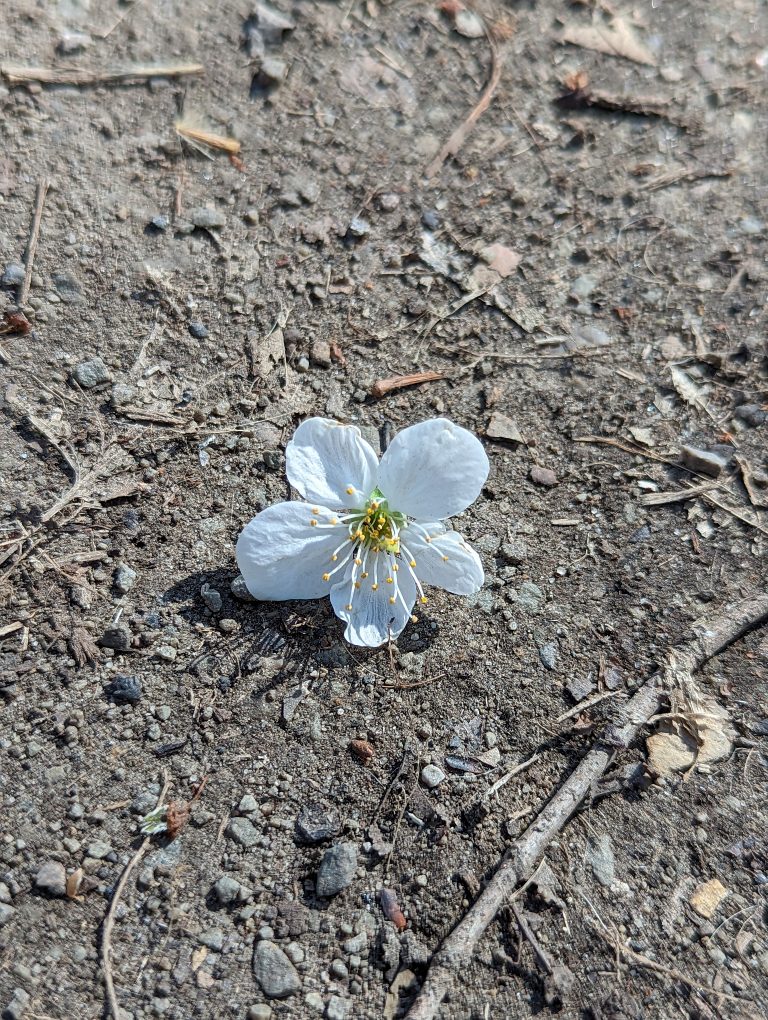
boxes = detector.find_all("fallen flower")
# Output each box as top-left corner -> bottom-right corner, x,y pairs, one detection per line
237,417 -> 489,647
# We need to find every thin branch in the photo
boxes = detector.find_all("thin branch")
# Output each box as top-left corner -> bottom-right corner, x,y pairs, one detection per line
405,594 -> 768,1019
19,178 -> 48,308
101,773 -> 170,1020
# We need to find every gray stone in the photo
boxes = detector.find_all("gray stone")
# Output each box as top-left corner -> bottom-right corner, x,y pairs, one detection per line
587,834 -> 615,888
566,675 -> 596,703
3,988 -> 30,1020
305,992 -> 325,1013
680,445 -> 730,478
1,263 -> 25,288
326,996 -> 349,1020
57,31 -> 91,54
253,940 -> 301,999
111,383 -> 136,408
499,541 -> 527,565
34,860 -> 67,897
190,206 -> 226,229
257,57 -> 287,85
52,271 -> 85,304
231,574 -> 256,601
316,843 -> 357,897
198,927 -> 224,951
87,840 -> 112,860
420,765 -> 445,789
310,338 -> 332,368
72,357 -> 110,388
154,645 -> 177,662
114,562 -> 137,594
342,932 -> 366,955
513,581 -> 543,613
226,817 -> 260,848
237,794 -> 259,814
248,1007 -> 273,1020
0,902 -> 16,926
109,674 -> 142,704
530,465 -> 558,487
486,412 -> 523,444
99,624 -> 131,650
538,642 -> 558,671
188,320 -> 209,339
201,584 -> 223,612
295,803 -> 340,844
213,875 -> 245,906
347,217 -> 369,238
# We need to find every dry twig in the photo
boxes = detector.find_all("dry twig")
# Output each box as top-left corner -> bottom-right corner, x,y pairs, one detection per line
405,594 -> 768,1019
425,30 -> 505,177
19,178 -> 48,308
1,63 -> 204,86
101,772 -> 170,1020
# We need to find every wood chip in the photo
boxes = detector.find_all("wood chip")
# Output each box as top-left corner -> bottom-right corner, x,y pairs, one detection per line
370,371 -> 444,399
689,878 -> 728,919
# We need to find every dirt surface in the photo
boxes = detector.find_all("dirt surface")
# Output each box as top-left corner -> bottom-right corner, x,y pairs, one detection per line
1,1 -> 767,1019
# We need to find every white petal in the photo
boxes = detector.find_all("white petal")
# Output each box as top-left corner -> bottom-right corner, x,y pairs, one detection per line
236,502 -> 350,601
286,417 -> 378,511
402,523 -> 484,595
330,556 -> 417,647
377,418 -> 489,521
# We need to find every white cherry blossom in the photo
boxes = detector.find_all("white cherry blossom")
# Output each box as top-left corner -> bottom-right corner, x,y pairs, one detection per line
236,417 -> 489,647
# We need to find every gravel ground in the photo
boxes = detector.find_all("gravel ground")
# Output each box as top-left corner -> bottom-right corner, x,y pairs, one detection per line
1,1 -> 767,1019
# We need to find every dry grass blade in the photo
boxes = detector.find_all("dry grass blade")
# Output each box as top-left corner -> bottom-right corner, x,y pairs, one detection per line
639,481 -> 719,506
175,120 -> 241,155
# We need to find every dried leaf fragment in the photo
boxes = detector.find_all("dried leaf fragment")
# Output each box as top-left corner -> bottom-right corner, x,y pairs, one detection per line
370,372 -> 444,400
348,738 -> 375,765
561,17 -> 656,66
689,878 -> 728,919
380,887 -> 407,931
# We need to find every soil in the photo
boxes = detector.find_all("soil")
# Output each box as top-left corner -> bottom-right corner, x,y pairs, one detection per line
0,2 -> 767,1019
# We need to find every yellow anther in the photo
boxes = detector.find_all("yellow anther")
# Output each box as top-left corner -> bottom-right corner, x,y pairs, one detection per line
371,583 -> 378,591
425,536 -> 431,543
354,581 -> 361,589
345,603 -> 353,611
322,573 -> 330,581
312,507 -> 319,514
410,615 -> 418,623
329,517 -> 338,525
420,596 -> 428,604
310,519 -> 317,527
442,555 -> 449,562
346,486 -> 354,495
331,555 -> 338,562
389,596 -> 396,605
409,560 -> 416,568
386,577 -> 393,584
393,564 -> 399,572
354,558 -> 362,565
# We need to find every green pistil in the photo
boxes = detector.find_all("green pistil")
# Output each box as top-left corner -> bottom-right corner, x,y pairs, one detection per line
348,493 -> 405,553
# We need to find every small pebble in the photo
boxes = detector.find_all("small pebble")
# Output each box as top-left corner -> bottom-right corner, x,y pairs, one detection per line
72,357 -> 111,389
188,321 -> 209,339
114,562 -> 137,594
34,860 -> 67,898
420,764 -> 446,789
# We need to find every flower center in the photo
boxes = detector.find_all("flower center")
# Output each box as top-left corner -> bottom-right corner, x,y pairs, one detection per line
348,491 -> 405,554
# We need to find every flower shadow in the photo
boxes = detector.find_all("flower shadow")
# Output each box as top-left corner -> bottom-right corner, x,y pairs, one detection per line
162,568 -> 441,705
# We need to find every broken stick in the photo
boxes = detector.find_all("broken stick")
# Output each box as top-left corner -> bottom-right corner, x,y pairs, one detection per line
405,594 -> 768,1019
1,63 -> 204,86
425,30 -> 505,178
19,178 -> 48,308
